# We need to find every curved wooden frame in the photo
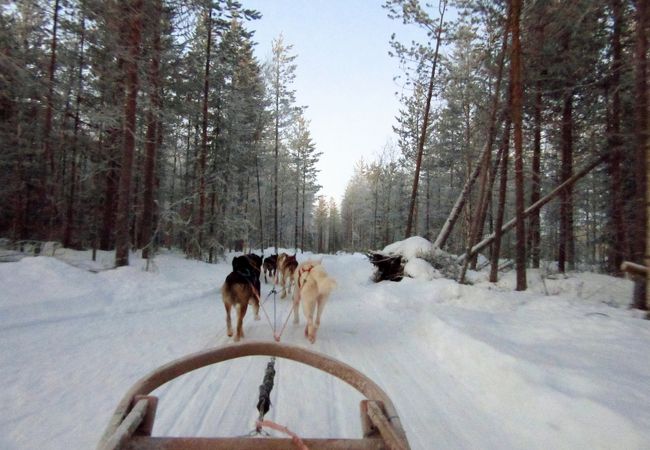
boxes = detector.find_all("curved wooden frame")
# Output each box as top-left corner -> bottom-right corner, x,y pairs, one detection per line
97,341 -> 410,450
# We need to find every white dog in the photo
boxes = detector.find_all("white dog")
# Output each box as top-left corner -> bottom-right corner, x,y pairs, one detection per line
293,260 -> 336,343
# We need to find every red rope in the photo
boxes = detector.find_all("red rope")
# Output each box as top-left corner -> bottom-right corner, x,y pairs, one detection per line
275,302 -> 296,341
256,420 -> 309,450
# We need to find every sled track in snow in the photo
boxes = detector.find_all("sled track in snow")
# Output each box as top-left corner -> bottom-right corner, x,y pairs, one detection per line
150,285 -> 292,438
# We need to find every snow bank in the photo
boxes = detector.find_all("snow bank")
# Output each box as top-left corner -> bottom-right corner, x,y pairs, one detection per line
381,236 -> 458,280
404,257 -> 440,280
382,236 -> 434,260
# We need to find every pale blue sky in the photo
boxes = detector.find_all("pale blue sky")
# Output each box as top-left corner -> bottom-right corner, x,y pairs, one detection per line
243,0 -> 428,205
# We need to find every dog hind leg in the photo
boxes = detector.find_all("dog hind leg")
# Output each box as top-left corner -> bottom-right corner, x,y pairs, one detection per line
280,273 -> 288,299
250,295 -> 260,320
302,296 -> 316,343
311,295 -> 328,343
292,285 -> 301,324
235,303 -> 247,342
286,275 -> 292,296
224,301 -> 233,337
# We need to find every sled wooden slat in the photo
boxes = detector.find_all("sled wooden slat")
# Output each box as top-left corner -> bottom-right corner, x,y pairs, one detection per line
366,401 -> 408,450
125,436 -> 385,450
98,341 -> 410,450
101,398 -> 149,450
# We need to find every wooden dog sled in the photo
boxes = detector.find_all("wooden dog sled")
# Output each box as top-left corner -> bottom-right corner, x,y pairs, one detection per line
97,341 -> 410,450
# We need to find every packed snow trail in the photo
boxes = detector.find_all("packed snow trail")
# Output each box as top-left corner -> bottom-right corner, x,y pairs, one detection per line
1,248 -> 650,449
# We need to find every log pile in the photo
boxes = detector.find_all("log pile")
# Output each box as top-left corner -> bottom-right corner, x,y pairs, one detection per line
367,252 -> 404,282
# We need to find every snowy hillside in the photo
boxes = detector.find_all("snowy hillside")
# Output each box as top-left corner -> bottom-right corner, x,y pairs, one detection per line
1,247 -> 650,449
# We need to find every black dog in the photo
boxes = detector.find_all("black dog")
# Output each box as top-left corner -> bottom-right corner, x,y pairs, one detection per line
232,253 -> 262,296
263,254 -> 278,283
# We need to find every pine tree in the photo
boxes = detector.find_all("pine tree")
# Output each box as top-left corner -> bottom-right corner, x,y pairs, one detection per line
288,114 -> 322,251
314,196 -> 329,253
136,0 -> 163,260
266,34 -> 300,253
385,0 -> 447,237
114,0 -> 144,267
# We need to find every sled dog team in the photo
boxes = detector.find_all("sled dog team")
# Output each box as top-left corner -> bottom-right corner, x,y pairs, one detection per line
221,252 -> 336,343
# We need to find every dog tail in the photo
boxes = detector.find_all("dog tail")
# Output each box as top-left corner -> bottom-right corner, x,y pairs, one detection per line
251,284 -> 261,305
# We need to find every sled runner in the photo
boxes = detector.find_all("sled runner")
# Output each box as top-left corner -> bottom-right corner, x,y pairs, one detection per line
97,341 -> 410,450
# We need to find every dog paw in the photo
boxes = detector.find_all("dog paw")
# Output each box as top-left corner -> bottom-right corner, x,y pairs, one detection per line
255,314 -> 260,321
227,330 -> 233,337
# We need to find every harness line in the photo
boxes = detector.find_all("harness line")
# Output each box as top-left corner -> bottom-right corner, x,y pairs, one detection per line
258,294 -> 296,342
256,268 -> 299,342
251,356 -> 309,449
251,264 -> 305,440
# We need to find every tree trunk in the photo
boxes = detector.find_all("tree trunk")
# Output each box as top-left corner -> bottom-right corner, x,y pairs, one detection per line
634,0 -> 649,310
294,164 -> 300,252
384,183 -> 392,247
490,121 -> 511,283
255,153 -> 265,253
607,0 -> 626,275
12,124 -> 27,241
469,153 -> 609,258
277,189 -> 283,248
459,24 -> 508,283
42,0 -> 60,194
101,143 -> 119,250
197,7 -> 212,257
63,13 -> 85,248
558,88 -> 575,273
141,0 -> 162,260
209,177 -> 216,263
301,171 -> 307,252
37,0 -> 60,239
405,0 -> 446,237
425,170 -> 431,239
434,114 -> 505,251
462,100 -> 473,250
510,0 -> 526,290
274,64 -> 280,255
373,177 -> 379,248
115,0 -> 143,267
529,18 -> 545,269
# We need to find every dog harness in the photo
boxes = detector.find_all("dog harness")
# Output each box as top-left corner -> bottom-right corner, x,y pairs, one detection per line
297,265 -> 313,289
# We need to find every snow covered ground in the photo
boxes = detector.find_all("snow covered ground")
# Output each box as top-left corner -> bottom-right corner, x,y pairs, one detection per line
1,243 -> 650,449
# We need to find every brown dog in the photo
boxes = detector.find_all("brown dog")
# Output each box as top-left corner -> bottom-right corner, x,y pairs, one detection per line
275,253 -> 298,299
221,271 -> 260,341
263,254 -> 277,284
293,260 -> 336,343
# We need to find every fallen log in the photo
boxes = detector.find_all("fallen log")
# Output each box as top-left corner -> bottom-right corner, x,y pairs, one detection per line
465,152 -> 609,260
621,261 -> 648,278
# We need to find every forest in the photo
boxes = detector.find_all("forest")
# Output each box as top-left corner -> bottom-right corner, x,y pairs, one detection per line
0,0 -> 649,307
